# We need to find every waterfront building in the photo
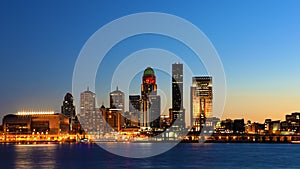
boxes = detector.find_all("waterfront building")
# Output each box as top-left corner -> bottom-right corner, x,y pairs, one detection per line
190,76 -> 213,132
3,111 -> 69,135
283,112 -> 300,133
245,122 -> 265,134
233,119 -> 245,133
264,119 -> 272,131
264,119 -> 281,134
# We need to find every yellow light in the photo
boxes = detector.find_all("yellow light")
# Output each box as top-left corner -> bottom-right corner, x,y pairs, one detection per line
16,111 -> 55,115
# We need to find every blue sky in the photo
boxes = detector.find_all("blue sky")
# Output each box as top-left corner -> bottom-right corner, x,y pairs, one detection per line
1,1 -> 300,122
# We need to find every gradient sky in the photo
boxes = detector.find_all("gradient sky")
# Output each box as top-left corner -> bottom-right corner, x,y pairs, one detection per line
1,0 -> 300,123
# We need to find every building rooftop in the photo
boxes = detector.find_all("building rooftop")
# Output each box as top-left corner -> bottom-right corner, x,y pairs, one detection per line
143,67 -> 155,76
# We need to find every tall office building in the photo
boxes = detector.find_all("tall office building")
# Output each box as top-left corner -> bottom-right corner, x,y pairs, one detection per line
61,93 -> 76,119
172,63 -> 183,110
109,86 -> 125,112
190,76 -> 213,132
141,67 -> 160,128
129,95 -> 141,113
171,63 -> 185,129
80,87 -> 96,112
149,95 -> 161,128
61,93 -> 76,130
80,87 -> 101,134
129,95 -> 141,126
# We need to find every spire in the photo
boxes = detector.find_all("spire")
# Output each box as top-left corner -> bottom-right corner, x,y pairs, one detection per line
87,86 -> 89,91
116,86 -> 118,91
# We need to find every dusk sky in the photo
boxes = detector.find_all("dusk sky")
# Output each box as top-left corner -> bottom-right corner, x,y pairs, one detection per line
1,1 -> 300,123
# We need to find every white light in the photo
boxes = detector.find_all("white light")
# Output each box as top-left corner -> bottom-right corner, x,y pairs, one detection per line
16,111 -> 55,115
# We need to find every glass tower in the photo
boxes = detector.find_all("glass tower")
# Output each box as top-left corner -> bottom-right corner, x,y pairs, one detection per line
190,76 -> 212,132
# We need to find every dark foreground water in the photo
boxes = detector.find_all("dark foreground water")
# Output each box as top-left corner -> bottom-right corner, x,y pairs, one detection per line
0,143 -> 299,169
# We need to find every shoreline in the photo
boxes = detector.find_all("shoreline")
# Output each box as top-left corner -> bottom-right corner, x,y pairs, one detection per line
0,140 -> 299,145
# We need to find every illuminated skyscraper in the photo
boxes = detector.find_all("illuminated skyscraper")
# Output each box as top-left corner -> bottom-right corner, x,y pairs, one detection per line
190,76 -> 212,132
80,87 -> 96,112
61,93 -> 75,119
61,92 -> 76,130
171,63 -> 185,129
80,87 -> 101,134
141,67 -> 160,128
109,86 -> 125,112
172,63 -> 183,111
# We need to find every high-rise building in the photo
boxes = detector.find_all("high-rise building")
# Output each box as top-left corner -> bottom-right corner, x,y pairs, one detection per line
61,93 -> 80,133
171,63 -> 185,129
141,67 -> 160,128
61,93 -> 81,134
109,86 -> 125,113
129,95 -> 141,113
190,76 -> 213,132
172,63 -> 183,110
79,87 -> 101,135
61,93 -> 76,119
129,95 -> 141,126
80,87 -> 96,112
149,95 -> 161,128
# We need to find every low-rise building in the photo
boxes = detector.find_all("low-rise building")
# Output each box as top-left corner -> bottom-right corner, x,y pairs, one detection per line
3,111 -> 69,135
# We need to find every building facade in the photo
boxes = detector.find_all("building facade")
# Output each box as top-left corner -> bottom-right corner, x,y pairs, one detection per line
61,93 -> 78,131
109,86 -> 125,112
190,76 -> 213,132
171,63 -> 185,130
100,106 -> 124,132
149,95 -> 161,128
128,95 -> 141,126
141,67 -> 160,129
3,111 -> 69,135
79,87 -> 102,135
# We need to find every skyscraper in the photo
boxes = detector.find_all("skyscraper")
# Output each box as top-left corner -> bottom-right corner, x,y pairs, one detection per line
172,63 -> 183,111
129,95 -> 141,126
141,67 -> 160,128
109,86 -> 125,112
129,95 -> 140,113
149,95 -> 161,128
80,87 -> 101,135
61,93 -> 76,131
171,63 -> 185,129
80,87 -> 96,112
61,93 -> 75,119
190,76 -> 213,132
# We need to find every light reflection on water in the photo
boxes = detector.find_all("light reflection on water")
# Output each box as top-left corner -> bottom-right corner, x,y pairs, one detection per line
0,143 -> 300,169
13,144 -> 56,169
99,142 -> 176,158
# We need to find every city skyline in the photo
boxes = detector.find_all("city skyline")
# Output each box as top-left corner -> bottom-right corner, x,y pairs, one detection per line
1,1 -> 300,123
1,64 -> 299,125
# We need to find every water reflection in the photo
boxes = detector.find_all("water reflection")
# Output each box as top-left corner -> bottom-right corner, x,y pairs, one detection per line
14,144 -> 56,169
100,143 -> 176,158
